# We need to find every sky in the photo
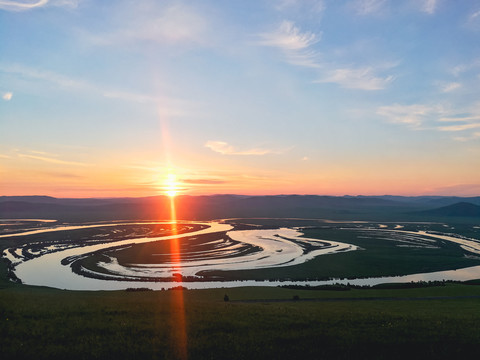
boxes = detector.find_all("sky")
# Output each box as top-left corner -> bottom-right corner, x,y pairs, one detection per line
1,0 -> 480,198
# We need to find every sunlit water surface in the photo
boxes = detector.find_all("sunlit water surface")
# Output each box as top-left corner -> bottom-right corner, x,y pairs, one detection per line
3,219 -> 480,291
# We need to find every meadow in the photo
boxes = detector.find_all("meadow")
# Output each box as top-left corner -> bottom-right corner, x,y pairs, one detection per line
2,282 -> 480,359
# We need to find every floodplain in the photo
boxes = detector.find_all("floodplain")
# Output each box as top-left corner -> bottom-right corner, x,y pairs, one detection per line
1,206 -> 480,359
3,218 -> 480,289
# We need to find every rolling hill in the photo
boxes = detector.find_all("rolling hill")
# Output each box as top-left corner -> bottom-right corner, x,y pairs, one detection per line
418,202 -> 480,217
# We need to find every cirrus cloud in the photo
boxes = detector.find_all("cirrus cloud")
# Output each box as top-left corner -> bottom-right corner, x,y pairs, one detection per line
350,0 -> 387,16
205,141 -> 285,156
0,0 -> 48,11
377,103 -> 445,128
441,82 -> 461,93
1,63 -> 193,116
257,20 -> 396,89
17,152 -> 88,166
422,0 -> 438,15
317,67 -> 394,90
181,178 -> 226,185
87,3 -> 208,47
0,0 -> 78,11
438,122 -> 480,132
257,20 -> 321,68
377,102 -> 480,141
258,20 -> 318,51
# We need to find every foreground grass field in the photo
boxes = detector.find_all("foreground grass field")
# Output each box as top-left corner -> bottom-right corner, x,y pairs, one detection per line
2,283 -> 480,359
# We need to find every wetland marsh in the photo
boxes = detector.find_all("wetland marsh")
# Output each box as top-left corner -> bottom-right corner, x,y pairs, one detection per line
3,217 -> 480,290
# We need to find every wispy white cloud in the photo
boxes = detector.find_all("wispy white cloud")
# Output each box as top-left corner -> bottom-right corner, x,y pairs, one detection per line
0,0 -> 78,11
350,0 -> 438,16
34,170 -> 85,179
286,49 -> 322,68
465,9 -> 480,31
274,0 -> 326,14
453,132 -> 480,142
258,20 -> 317,50
468,10 -> 480,21
451,59 -> 480,77
205,141 -> 285,156
181,178 -> 226,185
441,82 -> 461,93
438,115 -> 480,123
88,4 -> 207,47
274,0 -> 297,11
438,123 -> 480,132
30,150 -> 52,155
378,102 -> 480,141
2,92 -> 12,101
471,10 -> 480,19
53,0 -> 79,8
1,63 -> 192,116
0,154 -> 11,159
318,67 -> 394,90
377,103 -> 444,128
350,0 -> 386,15
435,103 -> 480,139
257,21 -> 396,90
17,153 -> 88,166
0,0 -> 48,11
101,90 -> 156,104
258,20 -> 321,68
421,0 -> 438,14
451,65 -> 466,77
1,63 -> 90,91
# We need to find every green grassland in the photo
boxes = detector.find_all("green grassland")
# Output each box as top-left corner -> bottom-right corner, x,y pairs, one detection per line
2,283 -> 480,359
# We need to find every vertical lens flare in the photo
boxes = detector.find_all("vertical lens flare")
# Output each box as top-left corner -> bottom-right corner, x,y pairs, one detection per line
159,109 -> 186,357
168,196 -> 188,359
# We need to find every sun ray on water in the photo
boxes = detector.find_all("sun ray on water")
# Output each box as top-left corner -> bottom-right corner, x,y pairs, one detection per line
168,195 -> 188,359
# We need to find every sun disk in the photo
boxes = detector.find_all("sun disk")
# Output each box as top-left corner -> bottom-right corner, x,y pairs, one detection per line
164,174 -> 179,197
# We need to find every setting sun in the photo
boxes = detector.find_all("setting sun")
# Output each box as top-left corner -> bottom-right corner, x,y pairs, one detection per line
164,174 -> 180,197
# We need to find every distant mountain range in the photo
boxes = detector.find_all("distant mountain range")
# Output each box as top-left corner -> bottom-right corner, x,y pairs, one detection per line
417,202 -> 480,217
1,195 -> 479,222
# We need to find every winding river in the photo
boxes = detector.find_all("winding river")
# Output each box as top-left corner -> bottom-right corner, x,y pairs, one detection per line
3,219 -> 480,290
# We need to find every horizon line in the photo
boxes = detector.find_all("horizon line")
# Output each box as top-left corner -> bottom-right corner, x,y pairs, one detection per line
1,194 -> 479,200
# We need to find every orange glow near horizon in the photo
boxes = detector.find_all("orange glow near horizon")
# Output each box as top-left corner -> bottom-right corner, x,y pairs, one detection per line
168,196 -> 188,359
164,173 -> 180,197
2,157 -> 480,198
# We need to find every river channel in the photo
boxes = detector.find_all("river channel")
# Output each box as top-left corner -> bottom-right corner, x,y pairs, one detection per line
3,219 -> 480,290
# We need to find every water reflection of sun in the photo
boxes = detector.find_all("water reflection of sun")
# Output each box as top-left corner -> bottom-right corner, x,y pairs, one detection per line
166,180 -> 187,360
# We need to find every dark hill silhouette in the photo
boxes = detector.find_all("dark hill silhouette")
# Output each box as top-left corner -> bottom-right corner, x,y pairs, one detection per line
419,202 -> 480,217
0,196 -> 57,203
1,195 -> 479,222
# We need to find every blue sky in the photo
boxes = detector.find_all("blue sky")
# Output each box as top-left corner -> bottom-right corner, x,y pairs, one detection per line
1,0 -> 480,197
